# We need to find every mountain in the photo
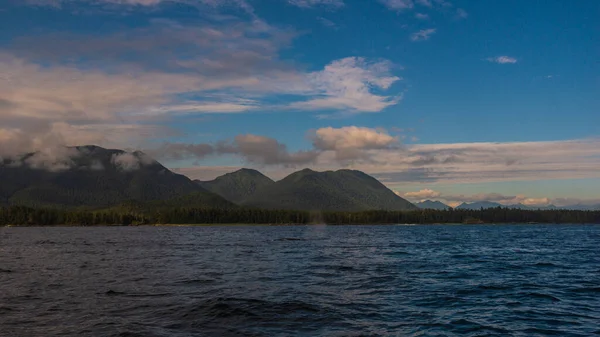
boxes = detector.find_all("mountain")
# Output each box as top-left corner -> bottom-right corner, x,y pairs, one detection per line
455,201 -> 503,210
0,145 -> 233,209
196,168 -> 275,204
505,203 -> 558,210
416,200 -> 450,210
559,204 -> 600,211
241,168 -> 417,211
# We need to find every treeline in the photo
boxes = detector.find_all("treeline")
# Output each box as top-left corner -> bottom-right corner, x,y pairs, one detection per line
1,206 -> 600,226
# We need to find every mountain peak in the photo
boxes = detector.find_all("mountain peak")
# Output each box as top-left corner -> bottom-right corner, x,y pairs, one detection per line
233,168 -> 266,176
416,200 -> 450,210
197,168 -> 275,204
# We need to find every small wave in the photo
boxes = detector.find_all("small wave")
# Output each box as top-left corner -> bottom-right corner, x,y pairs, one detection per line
0,268 -> 13,273
0,306 -> 14,314
176,279 -> 217,285
34,240 -> 58,245
334,265 -> 355,272
449,318 -> 510,334
276,238 -> 306,241
571,286 -> 600,294
533,262 -> 561,267
104,290 -> 126,296
521,327 -> 565,335
386,250 -> 411,256
520,292 -> 561,302
478,284 -> 512,291
163,297 -> 326,328
117,332 -> 147,337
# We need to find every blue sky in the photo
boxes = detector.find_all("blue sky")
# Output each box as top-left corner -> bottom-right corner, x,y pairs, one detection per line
1,0 -> 599,206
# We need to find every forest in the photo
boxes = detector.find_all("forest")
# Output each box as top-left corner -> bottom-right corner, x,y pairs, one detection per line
1,206 -> 599,226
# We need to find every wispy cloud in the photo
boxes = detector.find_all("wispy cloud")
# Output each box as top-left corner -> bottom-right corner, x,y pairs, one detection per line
486,56 -> 518,64
287,0 -> 344,8
415,12 -> 429,19
379,0 -> 414,10
288,57 -> 402,113
216,134 -> 320,166
455,8 -> 468,19
318,17 -> 337,28
410,28 -> 436,41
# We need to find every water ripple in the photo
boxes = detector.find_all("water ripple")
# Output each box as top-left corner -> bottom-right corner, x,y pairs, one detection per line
1,224 -> 599,336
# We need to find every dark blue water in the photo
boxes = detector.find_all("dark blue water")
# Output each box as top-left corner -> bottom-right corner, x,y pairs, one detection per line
1,224 -> 599,336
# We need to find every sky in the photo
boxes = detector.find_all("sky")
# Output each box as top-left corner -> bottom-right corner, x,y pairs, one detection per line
1,0 -> 599,207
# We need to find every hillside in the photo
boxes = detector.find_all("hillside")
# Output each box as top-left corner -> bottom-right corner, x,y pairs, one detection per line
242,168 -> 417,211
196,168 -> 274,204
0,145 -> 232,209
455,201 -> 503,210
416,200 -> 450,210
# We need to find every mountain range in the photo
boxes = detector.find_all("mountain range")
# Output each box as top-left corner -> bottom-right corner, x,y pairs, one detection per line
416,200 -> 600,211
197,168 -> 417,211
0,146 -> 416,211
3,145 -> 596,212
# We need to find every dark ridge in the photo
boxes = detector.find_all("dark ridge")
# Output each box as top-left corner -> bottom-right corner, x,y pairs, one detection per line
0,145 -> 233,209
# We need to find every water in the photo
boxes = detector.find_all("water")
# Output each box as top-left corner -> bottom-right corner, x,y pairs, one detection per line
1,224 -> 599,337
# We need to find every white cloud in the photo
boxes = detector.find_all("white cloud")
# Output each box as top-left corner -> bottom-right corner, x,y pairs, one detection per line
402,189 -> 441,199
410,28 -> 436,41
415,13 -> 429,19
486,56 -> 517,64
110,151 -> 155,171
111,152 -> 143,171
290,57 -> 402,113
312,126 -> 398,150
311,126 -> 399,161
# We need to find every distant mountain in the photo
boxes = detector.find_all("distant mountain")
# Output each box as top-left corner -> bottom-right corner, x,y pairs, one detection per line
196,168 -> 274,204
455,201 -> 503,210
506,203 -> 558,210
242,168 -> 417,211
416,200 -> 450,210
455,201 -> 600,211
559,204 -> 600,211
0,145 -> 232,209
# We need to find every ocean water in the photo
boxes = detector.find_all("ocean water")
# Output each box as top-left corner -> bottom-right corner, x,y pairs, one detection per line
1,224 -> 599,337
